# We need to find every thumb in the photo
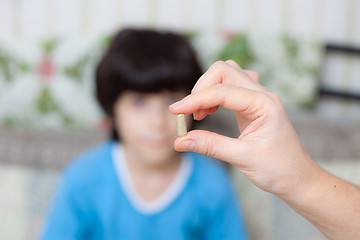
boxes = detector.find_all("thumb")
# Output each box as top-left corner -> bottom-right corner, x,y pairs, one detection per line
174,130 -> 244,164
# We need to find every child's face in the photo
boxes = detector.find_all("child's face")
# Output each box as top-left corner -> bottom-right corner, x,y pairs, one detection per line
114,91 -> 191,166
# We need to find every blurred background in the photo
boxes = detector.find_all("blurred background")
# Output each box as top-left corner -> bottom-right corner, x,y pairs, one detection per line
0,0 -> 359,239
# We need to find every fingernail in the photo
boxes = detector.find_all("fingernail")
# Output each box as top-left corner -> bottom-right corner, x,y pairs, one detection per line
179,140 -> 195,151
193,112 -> 198,120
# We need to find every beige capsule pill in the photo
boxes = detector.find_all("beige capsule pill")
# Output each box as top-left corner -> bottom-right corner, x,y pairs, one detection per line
177,114 -> 187,137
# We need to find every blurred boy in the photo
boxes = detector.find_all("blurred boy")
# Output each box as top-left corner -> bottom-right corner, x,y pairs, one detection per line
42,28 -> 248,240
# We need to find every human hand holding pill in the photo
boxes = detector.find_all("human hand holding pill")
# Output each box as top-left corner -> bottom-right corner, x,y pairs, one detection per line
169,60 -> 360,239
169,60 -> 317,197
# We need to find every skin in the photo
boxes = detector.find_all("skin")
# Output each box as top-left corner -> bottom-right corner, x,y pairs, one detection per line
113,91 -> 191,202
169,60 -> 360,239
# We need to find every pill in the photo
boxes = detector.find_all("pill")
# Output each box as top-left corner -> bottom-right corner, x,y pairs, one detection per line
177,114 -> 187,137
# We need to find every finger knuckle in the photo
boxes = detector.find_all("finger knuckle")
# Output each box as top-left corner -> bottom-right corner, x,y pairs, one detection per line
269,92 -> 282,105
225,59 -> 237,65
203,140 -> 216,157
264,91 -> 284,113
211,61 -> 226,71
251,71 -> 260,82
213,84 -> 227,102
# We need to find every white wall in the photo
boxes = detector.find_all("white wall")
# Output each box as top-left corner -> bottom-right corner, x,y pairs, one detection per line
1,0 -> 359,43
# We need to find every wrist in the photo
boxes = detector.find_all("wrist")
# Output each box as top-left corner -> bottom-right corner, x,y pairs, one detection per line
277,153 -> 325,205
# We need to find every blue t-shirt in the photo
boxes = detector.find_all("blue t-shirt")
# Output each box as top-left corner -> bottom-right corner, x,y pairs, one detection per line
42,141 -> 248,240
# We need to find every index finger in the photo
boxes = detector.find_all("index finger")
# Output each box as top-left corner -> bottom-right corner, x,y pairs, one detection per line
191,61 -> 262,94
169,84 -> 267,121
225,60 -> 260,83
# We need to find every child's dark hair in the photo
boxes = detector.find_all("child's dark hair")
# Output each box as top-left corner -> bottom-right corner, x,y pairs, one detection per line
96,28 -> 203,141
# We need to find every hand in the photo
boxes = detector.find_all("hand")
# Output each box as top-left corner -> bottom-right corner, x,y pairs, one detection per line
170,61 -> 360,239
169,60 -> 321,198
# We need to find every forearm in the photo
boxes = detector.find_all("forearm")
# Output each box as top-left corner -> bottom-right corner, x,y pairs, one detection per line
282,165 -> 360,239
